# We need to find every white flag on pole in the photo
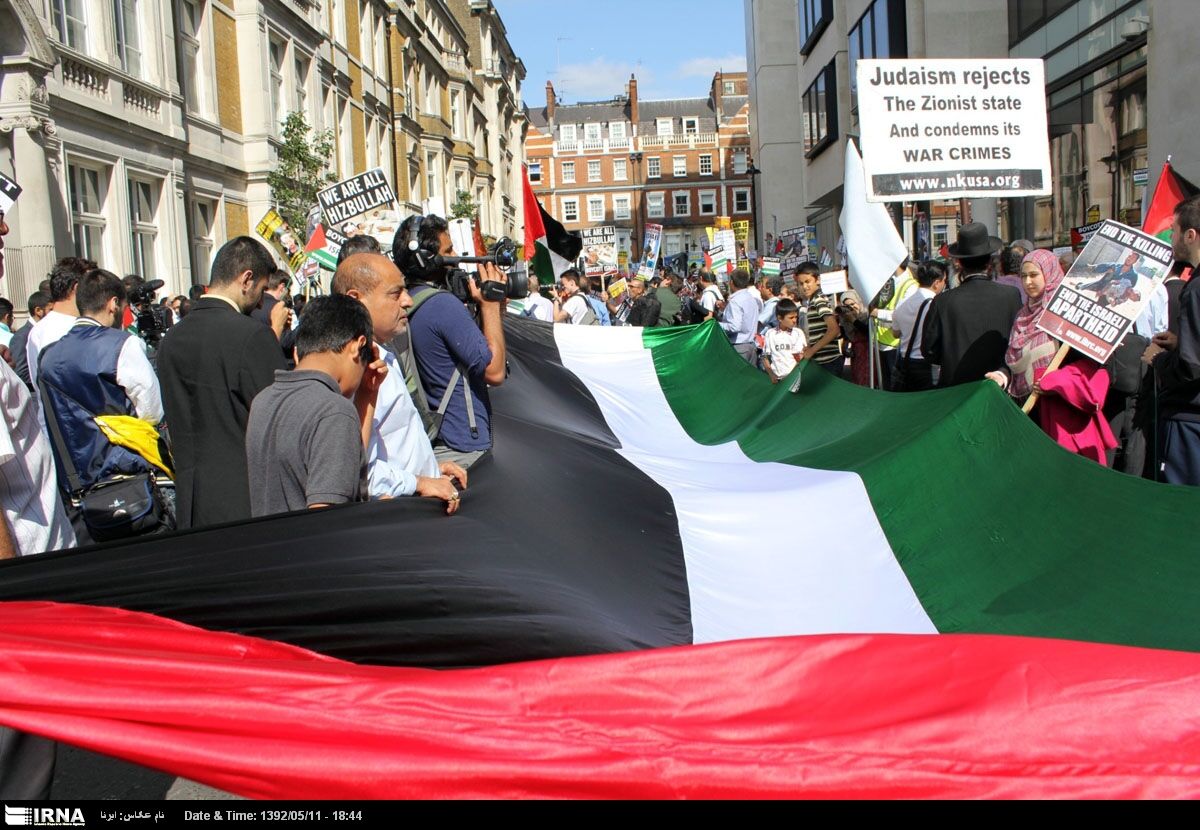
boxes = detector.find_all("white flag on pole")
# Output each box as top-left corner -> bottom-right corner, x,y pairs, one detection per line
839,141 -> 908,303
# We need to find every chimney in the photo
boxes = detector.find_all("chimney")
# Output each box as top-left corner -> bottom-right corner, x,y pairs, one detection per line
628,74 -> 639,127
546,81 -> 556,121
712,71 -> 723,113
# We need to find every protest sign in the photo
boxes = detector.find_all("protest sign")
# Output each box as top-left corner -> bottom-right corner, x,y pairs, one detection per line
761,258 -> 781,277
1070,221 -> 1103,250
607,277 -> 628,300
779,227 -> 808,276
732,220 -> 750,245
638,224 -> 663,280
304,224 -> 348,271
316,168 -> 396,228
1036,219 -> 1174,363
708,245 -> 730,274
255,208 -> 308,272
0,172 -> 22,214
820,270 -> 850,296
856,59 -> 1052,201
819,247 -> 833,268
581,226 -> 618,279
713,229 -> 737,273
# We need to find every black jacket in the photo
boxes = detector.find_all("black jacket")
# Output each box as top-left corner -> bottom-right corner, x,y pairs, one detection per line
1155,276 -> 1200,420
922,275 -> 1022,388
628,290 -> 663,328
156,297 -> 288,529
251,293 -> 298,362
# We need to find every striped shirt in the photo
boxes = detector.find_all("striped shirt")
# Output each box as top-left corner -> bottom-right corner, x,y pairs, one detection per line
804,295 -> 842,365
0,359 -> 75,556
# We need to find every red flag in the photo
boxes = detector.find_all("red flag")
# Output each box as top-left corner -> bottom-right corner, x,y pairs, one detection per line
522,165 -> 547,262
1143,161 -> 1199,239
304,223 -> 327,253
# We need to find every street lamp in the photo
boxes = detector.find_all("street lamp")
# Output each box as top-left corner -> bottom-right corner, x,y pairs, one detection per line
747,157 -> 763,256
629,151 -> 644,270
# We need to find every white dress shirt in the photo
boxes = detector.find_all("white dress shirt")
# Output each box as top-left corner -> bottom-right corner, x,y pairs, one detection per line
892,286 -> 936,360
26,309 -> 78,388
719,287 -> 764,344
366,345 -> 440,498
72,318 -> 164,423
1134,282 -> 1169,337
0,359 -> 75,555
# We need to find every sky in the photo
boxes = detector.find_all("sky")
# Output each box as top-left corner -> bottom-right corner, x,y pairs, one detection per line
494,0 -> 747,108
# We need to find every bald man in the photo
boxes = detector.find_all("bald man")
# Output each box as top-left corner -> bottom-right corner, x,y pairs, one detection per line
333,254 -> 465,514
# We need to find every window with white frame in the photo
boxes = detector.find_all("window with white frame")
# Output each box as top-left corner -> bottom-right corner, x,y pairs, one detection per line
191,197 -> 217,284
268,35 -> 286,134
374,12 -> 386,71
559,124 -> 577,143
587,195 -> 605,222
613,194 -> 631,220
561,161 -> 575,183
475,185 -> 486,226
450,88 -> 464,138
52,0 -> 87,51
673,156 -> 687,177
128,177 -> 160,279
359,5 -> 374,72
584,122 -> 601,142
425,151 -> 440,198
339,97 -> 353,177
528,161 -> 542,183
683,117 -> 699,135
561,197 -> 579,223
609,121 -> 627,140
698,190 -> 717,216
294,54 -> 311,121
646,192 -> 665,218
723,80 -> 736,95
114,0 -> 143,77
647,157 -> 661,178
673,191 -> 690,217
587,159 -> 601,182
733,149 -> 748,175
454,170 -> 466,199
331,0 -> 346,42
656,118 -> 673,136
423,69 -> 440,115
178,0 -> 214,117
733,187 -> 751,213
699,154 -> 713,176
367,113 -> 380,171
68,161 -> 108,262
612,157 -> 627,181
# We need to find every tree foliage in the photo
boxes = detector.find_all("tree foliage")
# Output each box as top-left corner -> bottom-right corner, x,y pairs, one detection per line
450,189 -> 479,221
267,111 -> 337,235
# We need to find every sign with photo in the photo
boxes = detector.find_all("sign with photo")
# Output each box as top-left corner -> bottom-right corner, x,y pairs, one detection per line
778,227 -> 809,277
856,59 -> 1052,201
255,208 -> 308,272
638,224 -> 663,280
1036,219 -> 1174,363
581,226 -> 618,279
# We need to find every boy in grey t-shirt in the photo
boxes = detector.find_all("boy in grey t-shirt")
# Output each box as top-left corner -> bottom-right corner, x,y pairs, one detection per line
246,294 -> 386,517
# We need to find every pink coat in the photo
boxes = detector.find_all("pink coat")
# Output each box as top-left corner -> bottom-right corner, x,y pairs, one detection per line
1035,360 -> 1118,465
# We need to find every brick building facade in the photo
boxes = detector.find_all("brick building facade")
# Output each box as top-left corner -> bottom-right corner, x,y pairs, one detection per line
525,72 -> 755,270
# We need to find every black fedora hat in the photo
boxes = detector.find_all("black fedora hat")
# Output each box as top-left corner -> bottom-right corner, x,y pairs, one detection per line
947,222 -> 1003,258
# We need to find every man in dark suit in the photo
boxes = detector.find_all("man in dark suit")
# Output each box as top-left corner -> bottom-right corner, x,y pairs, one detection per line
922,223 -> 1022,388
251,268 -> 296,361
157,237 -> 289,529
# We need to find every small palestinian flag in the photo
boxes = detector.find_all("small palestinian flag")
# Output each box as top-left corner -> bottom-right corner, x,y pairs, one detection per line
523,165 -> 581,284
1143,160 -> 1199,242
304,223 -> 339,271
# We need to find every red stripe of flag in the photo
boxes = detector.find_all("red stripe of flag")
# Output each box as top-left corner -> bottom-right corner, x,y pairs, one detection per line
522,165 -> 547,262
3,602 -> 1200,799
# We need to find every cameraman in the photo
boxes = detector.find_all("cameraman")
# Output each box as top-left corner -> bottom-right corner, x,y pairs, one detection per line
552,269 -> 593,324
393,214 -> 507,469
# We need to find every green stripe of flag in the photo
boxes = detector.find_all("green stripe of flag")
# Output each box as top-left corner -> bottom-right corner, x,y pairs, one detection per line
640,322 -> 1200,652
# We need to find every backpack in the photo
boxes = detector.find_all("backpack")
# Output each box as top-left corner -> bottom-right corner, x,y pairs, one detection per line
584,294 -> 611,326
564,293 -> 600,326
406,287 -> 480,443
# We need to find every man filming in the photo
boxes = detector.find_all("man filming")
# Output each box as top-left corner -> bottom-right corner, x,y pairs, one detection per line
552,269 -> 594,325
392,214 -> 507,470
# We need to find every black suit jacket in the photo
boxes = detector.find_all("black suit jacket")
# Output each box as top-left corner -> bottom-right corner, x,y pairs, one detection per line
250,293 -> 297,362
157,297 -> 288,529
922,275 -> 1022,388
9,322 -> 35,389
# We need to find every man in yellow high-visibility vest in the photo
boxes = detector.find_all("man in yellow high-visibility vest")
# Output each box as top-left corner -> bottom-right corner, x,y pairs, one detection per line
869,258 -> 917,389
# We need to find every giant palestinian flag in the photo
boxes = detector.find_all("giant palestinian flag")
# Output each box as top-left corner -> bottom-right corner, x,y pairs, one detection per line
523,165 -> 581,284
3,320 -> 1200,798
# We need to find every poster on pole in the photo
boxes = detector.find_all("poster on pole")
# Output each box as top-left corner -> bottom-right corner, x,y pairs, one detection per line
316,168 -> 397,227
581,226 -> 618,279
304,224 -> 348,271
856,59 -> 1052,201
638,224 -> 663,280
0,172 -> 22,214
761,257 -> 781,277
820,270 -> 850,296
713,228 -> 738,274
255,209 -> 308,272
779,227 -> 809,276
1036,219 -> 1174,364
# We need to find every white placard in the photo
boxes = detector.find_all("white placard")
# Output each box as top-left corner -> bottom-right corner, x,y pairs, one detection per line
856,59 -> 1052,202
820,270 -> 849,296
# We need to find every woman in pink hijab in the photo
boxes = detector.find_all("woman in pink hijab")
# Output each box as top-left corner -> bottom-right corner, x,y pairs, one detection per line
987,249 -> 1117,465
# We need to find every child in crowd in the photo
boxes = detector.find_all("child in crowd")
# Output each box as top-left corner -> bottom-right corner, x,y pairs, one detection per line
762,299 -> 807,384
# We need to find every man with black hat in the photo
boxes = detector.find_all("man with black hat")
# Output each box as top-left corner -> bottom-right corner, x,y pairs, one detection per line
921,222 -> 1022,388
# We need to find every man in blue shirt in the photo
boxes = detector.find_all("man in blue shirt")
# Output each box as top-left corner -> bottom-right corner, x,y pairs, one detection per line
393,215 -> 508,469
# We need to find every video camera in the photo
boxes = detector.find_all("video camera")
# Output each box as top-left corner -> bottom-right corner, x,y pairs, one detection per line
127,278 -> 169,347
443,237 -> 529,304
